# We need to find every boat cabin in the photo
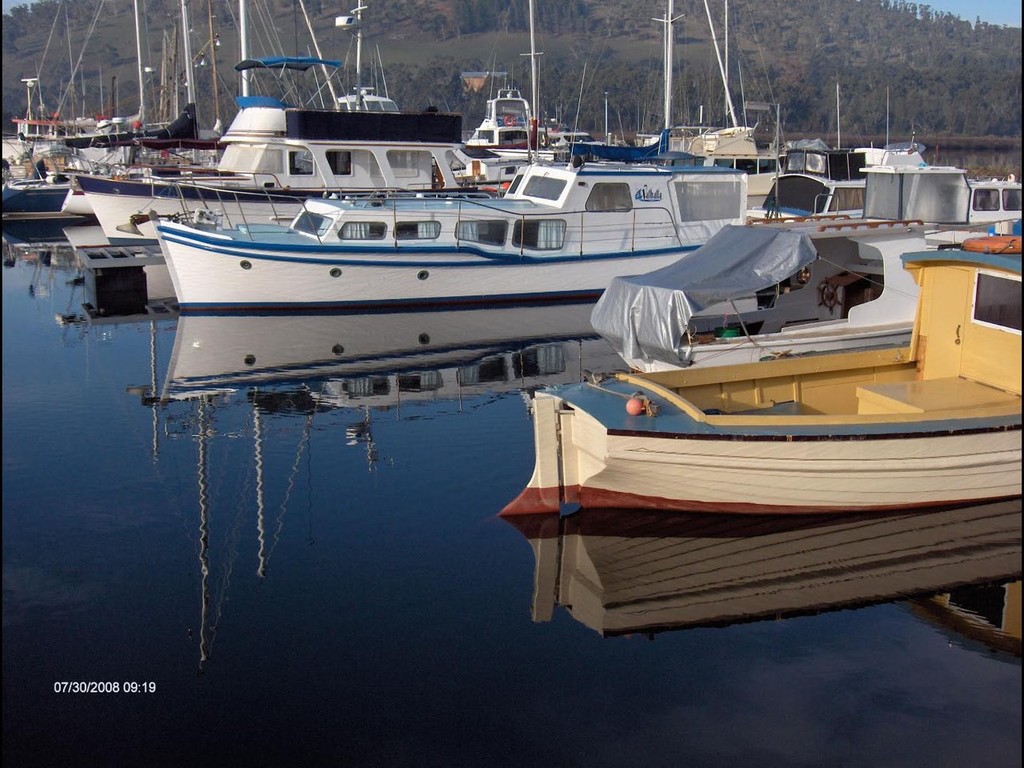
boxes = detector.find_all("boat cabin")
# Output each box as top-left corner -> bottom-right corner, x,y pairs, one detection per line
215,99 -> 465,192
854,247 -> 1021,415
466,88 -> 532,149
863,166 -> 1022,227
287,162 -> 747,255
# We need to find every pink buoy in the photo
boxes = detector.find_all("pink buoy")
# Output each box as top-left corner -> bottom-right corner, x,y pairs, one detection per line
625,397 -> 645,416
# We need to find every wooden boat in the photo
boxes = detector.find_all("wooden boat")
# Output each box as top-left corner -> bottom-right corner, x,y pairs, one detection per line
153,161 -> 747,312
502,500 -> 1021,639
502,243 -> 1021,515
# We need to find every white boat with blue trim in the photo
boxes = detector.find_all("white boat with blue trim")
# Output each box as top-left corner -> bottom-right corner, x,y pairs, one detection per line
503,240 -> 1021,516
153,161 -> 747,311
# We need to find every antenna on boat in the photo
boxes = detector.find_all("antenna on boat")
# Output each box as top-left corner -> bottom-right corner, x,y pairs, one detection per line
21,78 -> 38,122
337,4 -> 368,109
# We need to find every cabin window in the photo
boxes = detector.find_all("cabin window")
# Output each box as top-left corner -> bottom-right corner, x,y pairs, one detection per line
584,183 -> 632,212
339,222 -> 387,240
734,159 -> 759,174
972,189 -> 1000,212
499,130 -> 529,146
395,221 -> 441,240
1003,188 -> 1022,211
675,179 -> 743,221
522,176 -> 568,201
804,154 -> 827,175
972,270 -> 1022,333
758,158 -> 778,174
387,150 -> 423,179
512,219 -> 566,250
220,146 -> 283,174
456,220 -> 507,245
288,150 -> 315,176
326,151 -> 352,176
831,187 -> 865,212
506,174 -> 525,195
292,211 -> 331,237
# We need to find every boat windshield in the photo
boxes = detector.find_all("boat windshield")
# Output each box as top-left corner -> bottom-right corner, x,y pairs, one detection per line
291,210 -> 332,237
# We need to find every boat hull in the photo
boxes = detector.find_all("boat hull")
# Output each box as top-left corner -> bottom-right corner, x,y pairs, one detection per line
156,223 -> 702,311
504,387 -> 1022,516
77,175 -> 309,241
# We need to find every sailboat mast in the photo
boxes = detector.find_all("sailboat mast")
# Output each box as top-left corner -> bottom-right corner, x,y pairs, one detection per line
654,1 -> 683,131
207,0 -> 221,130
180,0 -> 196,108
836,81 -> 841,148
528,0 -> 539,156
702,0 -> 737,127
355,4 -> 365,107
134,0 -> 147,127
664,0 -> 673,130
240,0 -> 250,97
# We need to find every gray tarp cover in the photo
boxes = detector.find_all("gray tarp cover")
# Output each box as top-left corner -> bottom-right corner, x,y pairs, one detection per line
591,225 -> 818,366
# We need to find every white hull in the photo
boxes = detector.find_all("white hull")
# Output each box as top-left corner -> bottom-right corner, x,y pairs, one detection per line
80,188 -> 300,241
158,230 -> 697,310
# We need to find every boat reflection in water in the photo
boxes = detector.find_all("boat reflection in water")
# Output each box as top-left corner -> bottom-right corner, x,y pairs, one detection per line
502,499 -> 1021,655
159,302 -> 627,407
145,303 -> 628,672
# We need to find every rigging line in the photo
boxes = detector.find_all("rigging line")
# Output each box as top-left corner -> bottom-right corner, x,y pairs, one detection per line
35,0 -> 66,103
571,61 -> 587,137
54,0 -> 107,120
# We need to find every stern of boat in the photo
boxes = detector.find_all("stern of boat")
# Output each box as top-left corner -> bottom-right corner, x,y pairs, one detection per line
501,392 -> 580,516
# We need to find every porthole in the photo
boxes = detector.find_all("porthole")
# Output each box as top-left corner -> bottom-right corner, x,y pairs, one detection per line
240,260 -> 252,270
330,268 -> 342,278
244,354 -> 256,365
331,344 -> 345,355
418,333 -> 430,345
417,270 -> 429,281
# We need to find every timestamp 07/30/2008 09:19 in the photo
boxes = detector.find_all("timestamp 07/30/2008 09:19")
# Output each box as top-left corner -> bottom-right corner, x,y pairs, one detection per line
53,681 -> 157,694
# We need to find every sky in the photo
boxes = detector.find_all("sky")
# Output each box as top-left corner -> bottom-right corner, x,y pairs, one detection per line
1,0 -> 1021,26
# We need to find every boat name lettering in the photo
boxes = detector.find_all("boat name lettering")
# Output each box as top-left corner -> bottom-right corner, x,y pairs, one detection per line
634,186 -> 662,202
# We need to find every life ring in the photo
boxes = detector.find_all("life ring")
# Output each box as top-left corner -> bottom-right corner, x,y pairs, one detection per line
502,114 -> 516,127
817,280 -> 839,312
961,235 -> 1022,255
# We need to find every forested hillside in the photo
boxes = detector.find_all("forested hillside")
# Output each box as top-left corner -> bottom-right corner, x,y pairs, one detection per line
3,0 -> 1021,148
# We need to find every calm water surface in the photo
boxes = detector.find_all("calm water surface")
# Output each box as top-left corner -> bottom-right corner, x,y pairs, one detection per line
2,233 -> 1020,768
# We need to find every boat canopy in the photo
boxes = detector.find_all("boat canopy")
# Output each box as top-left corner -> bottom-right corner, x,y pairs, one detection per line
591,225 -> 817,365
569,129 -> 671,162
234,56 -> 341,72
